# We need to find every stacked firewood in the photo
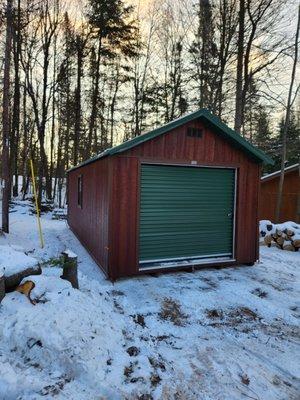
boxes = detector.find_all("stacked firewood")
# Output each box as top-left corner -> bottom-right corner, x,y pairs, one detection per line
260,220 -> 300,251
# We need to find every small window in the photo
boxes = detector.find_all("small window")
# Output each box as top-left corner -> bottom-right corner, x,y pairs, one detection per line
77,175 -> 83,208
187,127 -> 203,138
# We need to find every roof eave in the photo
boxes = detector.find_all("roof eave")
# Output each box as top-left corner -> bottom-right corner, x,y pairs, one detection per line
67,108 -> 274,172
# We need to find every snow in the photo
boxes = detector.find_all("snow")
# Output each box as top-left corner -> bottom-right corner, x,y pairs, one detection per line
63,249 -> 77,259
0,244 -> 38,277
0,201 -> 299,399
259,219 -> 300,235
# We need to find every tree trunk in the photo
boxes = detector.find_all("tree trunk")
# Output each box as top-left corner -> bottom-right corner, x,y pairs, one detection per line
61,250 -> 78,289
49,32 -> 58,200
234,0 -> 245,133
2,0 -> 13,233
0,272 -> 5,303
297,164 -> 300,223
73,37 -> 83,166
88,35 -> 102,158
275,5 -> 300,222
21,85 -> 28,197
11,0 -> 21,198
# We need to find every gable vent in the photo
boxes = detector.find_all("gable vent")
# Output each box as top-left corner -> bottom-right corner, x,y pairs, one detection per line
187,127 -> 203,138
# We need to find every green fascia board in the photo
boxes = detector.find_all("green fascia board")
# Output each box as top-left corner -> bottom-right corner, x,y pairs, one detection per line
67,109 -> 273,172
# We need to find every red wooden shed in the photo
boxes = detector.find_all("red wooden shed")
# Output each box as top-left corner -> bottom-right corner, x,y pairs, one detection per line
259,163 -> 300,223
67,109 -> 273,280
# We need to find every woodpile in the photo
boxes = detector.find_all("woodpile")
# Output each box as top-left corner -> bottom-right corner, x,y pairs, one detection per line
264,229 -> 300,251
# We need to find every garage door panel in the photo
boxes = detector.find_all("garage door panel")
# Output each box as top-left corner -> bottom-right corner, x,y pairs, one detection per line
139,164 -> 235,263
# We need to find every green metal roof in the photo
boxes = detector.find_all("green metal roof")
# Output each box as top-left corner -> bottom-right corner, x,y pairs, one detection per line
68,108 -> 273,172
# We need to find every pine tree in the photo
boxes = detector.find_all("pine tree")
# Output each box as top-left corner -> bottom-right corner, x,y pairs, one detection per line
272,110 -> 300,171
56,12 -> 75,171
253,106 -> 273,153
280,111 -> 300,166
87,0 -> 138,157
252,105 -> 274,174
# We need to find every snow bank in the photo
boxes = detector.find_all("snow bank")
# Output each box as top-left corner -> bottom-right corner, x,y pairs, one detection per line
0,201 -> 299,399
0,267 -> 127,399
259,220 -> 300,237
0,245 -> 38,277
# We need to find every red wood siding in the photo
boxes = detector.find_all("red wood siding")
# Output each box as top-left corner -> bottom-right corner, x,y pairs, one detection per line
108,120 -> 261,277
68,158 -> 110,273
108,157 -> 139,279
259,170 -> 300,222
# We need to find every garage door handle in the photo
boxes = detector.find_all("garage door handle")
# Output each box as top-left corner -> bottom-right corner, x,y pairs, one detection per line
227,212 -> 233,217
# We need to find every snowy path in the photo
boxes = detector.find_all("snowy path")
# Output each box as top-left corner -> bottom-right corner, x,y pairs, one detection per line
0,202 -> 299,400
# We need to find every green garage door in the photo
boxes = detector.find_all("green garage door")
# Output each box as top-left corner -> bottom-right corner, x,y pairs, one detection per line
139,164 -> 235,264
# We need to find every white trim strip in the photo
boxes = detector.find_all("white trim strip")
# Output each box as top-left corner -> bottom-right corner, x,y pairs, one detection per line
139,253 -> 232,264
139,257 -> 236,271
261,163 -> 299,181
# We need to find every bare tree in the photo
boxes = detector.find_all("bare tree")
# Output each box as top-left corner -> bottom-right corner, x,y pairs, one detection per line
1,0 -> 13,233
275,5 -> 299,222
73,26 -> 89,165
131,1 -> 156,137
214,0 -> 238,117
234,0 -> 245,132
21,0 -> 59,205
11,0 -> 21,197
234,0 -> 288,134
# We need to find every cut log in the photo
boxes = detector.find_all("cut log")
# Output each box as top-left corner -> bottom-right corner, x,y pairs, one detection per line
16,280 -> 36,304
285,229 -> 294,237
264,235 -> 272,247
292,239 -> 300,248
4,265 -> 42,292
276,229 -> 283,237
61,250 -> 78,289
283,244 -> 295,251
292,239 -> 300,251
271,233 -> 278,240
0,271 -> 5,303
275,236 -> 284,247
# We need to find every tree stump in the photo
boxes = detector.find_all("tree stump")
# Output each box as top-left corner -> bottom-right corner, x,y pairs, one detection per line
0,270 -> 5,303
61,250 -> 79,289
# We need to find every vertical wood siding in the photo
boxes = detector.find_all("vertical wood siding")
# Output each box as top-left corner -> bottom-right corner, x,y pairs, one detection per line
259,170 -> 300,222
108,156 -> 139,279
110,120 -> 261,277
68,119 -> 261,279
67,158 -> 110,274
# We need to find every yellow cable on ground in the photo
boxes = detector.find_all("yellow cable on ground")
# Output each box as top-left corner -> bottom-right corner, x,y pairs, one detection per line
30,159 -> 44,248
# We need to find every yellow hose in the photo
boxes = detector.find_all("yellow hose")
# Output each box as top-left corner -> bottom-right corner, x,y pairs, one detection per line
30,159 -> 44,248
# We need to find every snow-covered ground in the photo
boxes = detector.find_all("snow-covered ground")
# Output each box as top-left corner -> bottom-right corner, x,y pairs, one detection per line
0,201 -> 299,400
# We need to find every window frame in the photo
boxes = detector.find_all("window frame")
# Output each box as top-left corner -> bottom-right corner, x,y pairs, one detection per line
77,175 -> 83,209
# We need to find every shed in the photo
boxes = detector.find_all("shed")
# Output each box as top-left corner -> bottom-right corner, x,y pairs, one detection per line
259,163 -> 300,223
67,109 -> 273,280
